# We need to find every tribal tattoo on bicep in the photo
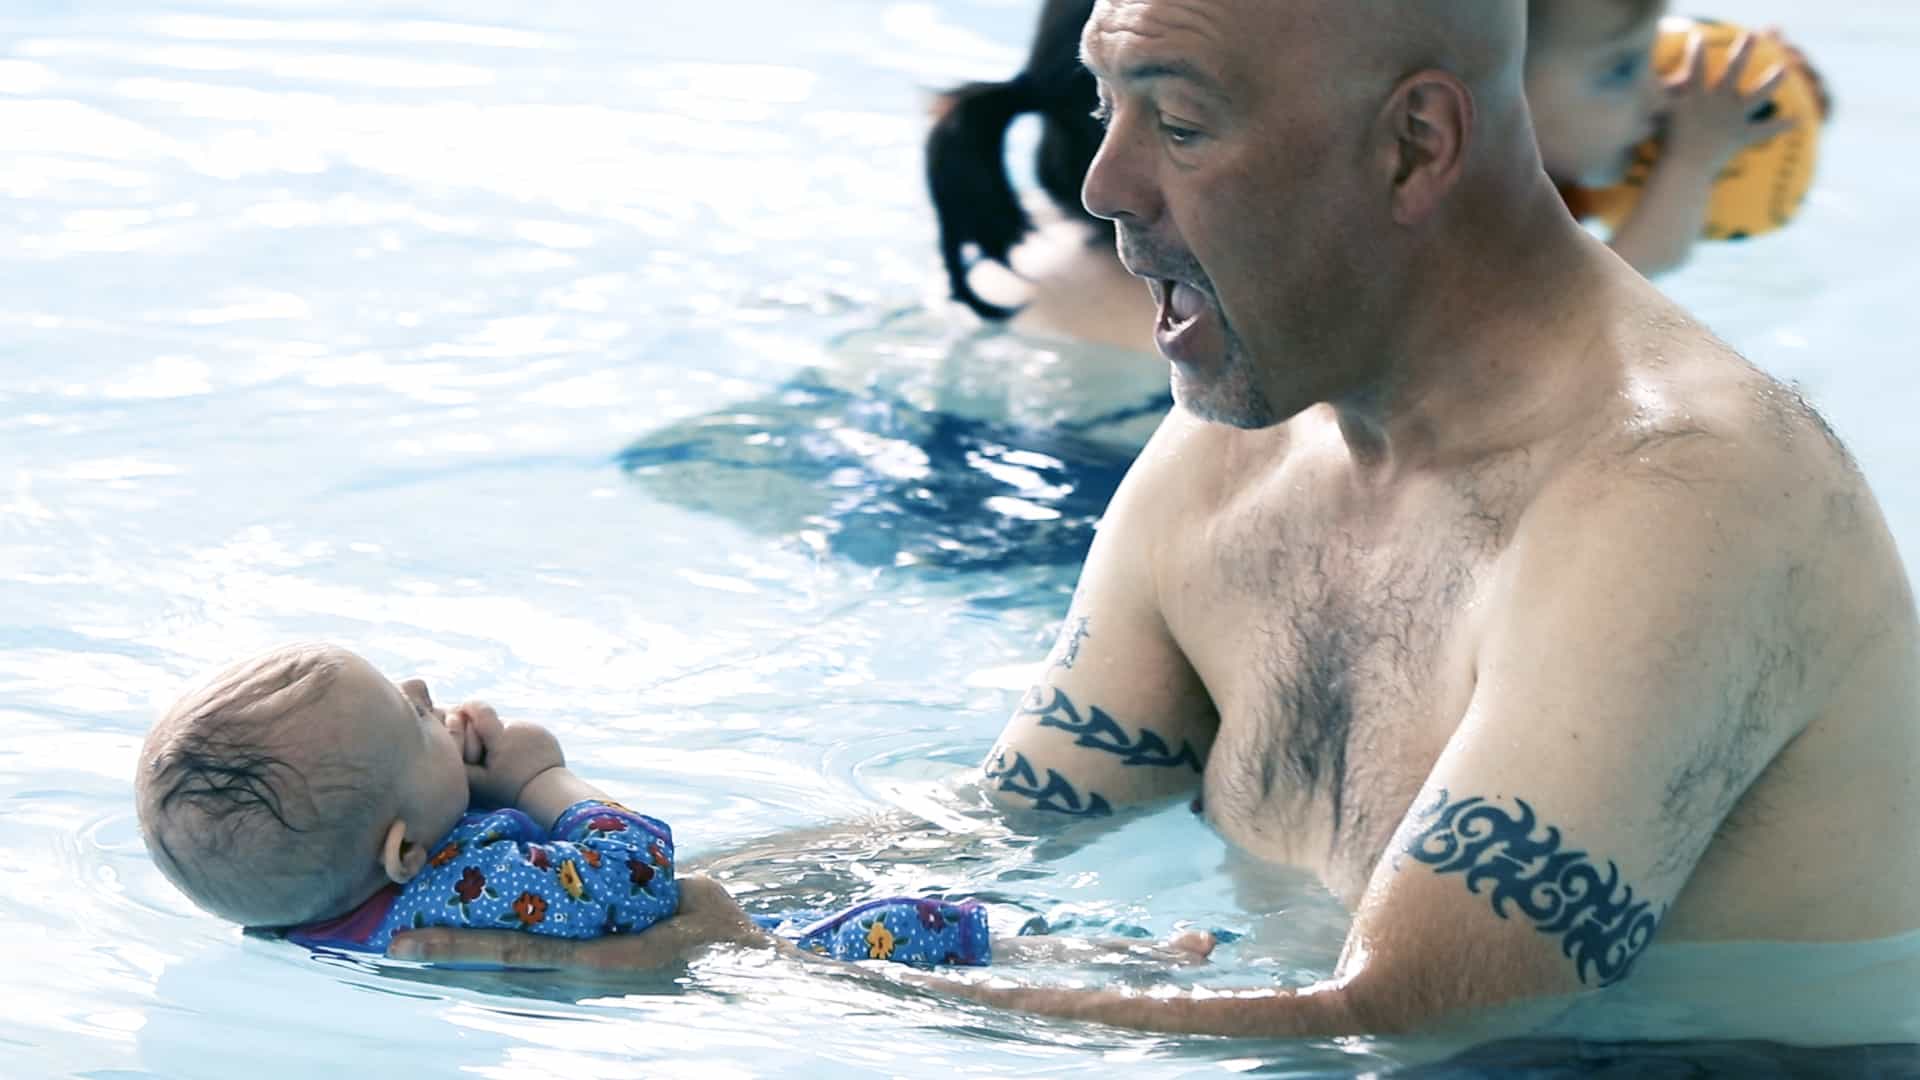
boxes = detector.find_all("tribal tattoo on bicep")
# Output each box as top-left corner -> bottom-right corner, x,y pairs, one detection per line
1399,790 -> 1666,988
985,686 -> 1205,815
984,748 -> 1113,817
1016,686 -> 1206,772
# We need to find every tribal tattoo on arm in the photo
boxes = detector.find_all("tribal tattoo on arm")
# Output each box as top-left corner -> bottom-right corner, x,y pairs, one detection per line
1017,687 -> 1206,772
984,748 -> 1113,817
1400,791 -> 1666,988
985,687 -> 1204,816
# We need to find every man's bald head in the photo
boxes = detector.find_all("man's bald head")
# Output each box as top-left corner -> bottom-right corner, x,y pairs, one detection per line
1082,0 -> 1526,111
1294,0 -> 1528,104
1078,0 -> 1554,429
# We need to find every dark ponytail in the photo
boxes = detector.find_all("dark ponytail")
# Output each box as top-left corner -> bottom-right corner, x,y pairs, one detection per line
925,0 -> 1108,322
927,77 -> 1039,321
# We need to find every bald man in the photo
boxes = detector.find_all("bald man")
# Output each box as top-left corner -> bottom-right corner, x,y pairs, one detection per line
390,0 -> 1920,1039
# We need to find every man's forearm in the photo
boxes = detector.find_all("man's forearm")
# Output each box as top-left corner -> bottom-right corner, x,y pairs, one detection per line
682,774 -> 1115,878
923,977 -> 1368,1038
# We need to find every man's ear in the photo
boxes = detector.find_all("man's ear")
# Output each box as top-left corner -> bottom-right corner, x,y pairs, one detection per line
1381,70 -> 1474,225
381,818 -> 428,884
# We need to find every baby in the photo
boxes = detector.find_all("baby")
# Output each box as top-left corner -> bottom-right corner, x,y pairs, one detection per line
134,644 -> 990,964
1526,0 -> 1811,275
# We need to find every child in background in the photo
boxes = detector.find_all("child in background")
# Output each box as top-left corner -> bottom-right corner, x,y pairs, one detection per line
1526,0 -> 1806,275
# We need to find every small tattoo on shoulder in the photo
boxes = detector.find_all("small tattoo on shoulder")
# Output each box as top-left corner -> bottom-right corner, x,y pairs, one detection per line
1047,617 -> 1092,673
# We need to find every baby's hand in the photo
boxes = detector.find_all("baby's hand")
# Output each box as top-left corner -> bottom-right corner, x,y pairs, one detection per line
446,700 -> 501,768
1662,29 -> 1797,175
448,703 -> 565,808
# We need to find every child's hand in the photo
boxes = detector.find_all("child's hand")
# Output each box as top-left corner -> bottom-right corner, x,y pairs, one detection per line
1662,29 -> 1797,175
449,703 -> 566,808
1761,27 -> 1833,120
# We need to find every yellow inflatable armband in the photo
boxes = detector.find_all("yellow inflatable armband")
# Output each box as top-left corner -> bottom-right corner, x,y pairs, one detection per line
1573,17 -> 1824,241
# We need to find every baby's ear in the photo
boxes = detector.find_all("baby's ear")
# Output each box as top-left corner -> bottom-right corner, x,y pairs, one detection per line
381,819 -> 429,884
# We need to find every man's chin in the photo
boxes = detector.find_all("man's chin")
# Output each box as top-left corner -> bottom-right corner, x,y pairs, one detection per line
1172,376 -> 1281,431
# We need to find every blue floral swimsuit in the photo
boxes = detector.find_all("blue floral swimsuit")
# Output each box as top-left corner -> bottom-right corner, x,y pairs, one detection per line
286,800 -> 990,967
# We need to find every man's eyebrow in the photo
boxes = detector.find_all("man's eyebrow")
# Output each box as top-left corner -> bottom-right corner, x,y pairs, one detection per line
1084,55 -> 1226,97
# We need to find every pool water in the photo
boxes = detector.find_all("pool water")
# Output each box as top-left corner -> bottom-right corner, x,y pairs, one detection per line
2,1 -> 1917,1076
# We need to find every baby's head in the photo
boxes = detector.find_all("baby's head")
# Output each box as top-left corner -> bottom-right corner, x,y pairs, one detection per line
1527,0 -> 1668,186
135,644 -> 469,928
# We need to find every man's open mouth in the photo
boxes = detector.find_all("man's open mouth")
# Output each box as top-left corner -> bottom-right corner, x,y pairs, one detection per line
1156,278 -> 1209,333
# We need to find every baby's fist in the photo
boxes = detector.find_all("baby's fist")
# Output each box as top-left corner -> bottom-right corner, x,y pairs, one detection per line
446,701 -> 503,767
464,720 -> 565,808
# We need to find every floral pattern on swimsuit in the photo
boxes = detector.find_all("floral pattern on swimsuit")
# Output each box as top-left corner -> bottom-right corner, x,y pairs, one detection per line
286,800 -> 679,954
287,800 -> 991,967
752,897 -> 991,966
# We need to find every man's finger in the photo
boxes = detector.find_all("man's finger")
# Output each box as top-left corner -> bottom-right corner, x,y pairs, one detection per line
388,928 -> 559,967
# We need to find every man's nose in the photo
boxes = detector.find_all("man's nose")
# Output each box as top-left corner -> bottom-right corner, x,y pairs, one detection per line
1081,119 -> 1159,225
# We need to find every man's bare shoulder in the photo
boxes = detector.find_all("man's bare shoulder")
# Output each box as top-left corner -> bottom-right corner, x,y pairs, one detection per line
1121,405 -> 1309,510
1580,324 -> 1861,528
1527,320 -> 1908,650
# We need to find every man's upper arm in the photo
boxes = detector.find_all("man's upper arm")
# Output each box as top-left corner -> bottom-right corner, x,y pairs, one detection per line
983,424 -> 1218,818
1337,450 -> 1828,1028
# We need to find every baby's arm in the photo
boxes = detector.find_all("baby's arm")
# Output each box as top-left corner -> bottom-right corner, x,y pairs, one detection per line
1610,29 -> 1795,276
448,704 -> 682,933
451,703 -> 610,831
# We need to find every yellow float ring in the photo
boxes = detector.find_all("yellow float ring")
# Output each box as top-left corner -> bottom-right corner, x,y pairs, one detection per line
1571,17 -> 1824,241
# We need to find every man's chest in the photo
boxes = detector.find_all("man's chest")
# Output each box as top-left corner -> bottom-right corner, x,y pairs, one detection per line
1166,482 -> 1508,900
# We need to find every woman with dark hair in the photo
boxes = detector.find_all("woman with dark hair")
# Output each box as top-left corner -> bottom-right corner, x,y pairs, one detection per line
618,3 -> 1168,574
924,0 -> 1159,355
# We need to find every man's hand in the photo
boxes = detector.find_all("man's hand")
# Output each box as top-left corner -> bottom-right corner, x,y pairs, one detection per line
450,703 -> 565,810
388,876 -> 768,969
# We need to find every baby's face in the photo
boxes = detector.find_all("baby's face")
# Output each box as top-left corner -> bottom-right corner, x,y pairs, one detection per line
1527,3 -> 1667,186
313,655 -> 470,851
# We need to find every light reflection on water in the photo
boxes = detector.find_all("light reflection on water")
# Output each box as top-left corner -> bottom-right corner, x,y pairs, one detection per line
2,0 -> 1918,1075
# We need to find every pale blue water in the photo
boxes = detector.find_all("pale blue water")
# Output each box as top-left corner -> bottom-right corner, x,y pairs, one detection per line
1,1 -> 1918,1077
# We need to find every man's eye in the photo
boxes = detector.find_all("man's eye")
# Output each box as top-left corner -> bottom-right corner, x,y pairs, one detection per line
1160,121 -> 1201,146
